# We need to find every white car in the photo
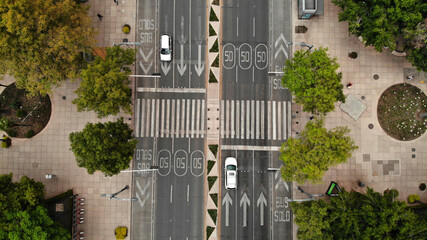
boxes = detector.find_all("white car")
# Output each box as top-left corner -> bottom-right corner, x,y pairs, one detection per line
224,157 -> 237,190
160,34 -> 172,62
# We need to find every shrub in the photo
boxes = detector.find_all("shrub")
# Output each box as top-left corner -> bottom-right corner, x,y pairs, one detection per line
0,117 -> 11,131
209,8 -> 218,21
25,130 -> 35,138
206,226 -> 215,238
209,39 -> 218,52
10,100 -> 21,110
408,194 -> 420,203
207,160 -> 216,174
212,55 -> 219,67
208,209 -> 217,224
210,193 -> 218,207
209,144 -> 218,157
208,176 -> 217,190
122,25 -> 130,34
16,109 -> 27,118
1,136 -> 11,148
6,129 -> 17,137
115,226 -> 127,240
209,70 -> 218,83
209,24 -> 216,36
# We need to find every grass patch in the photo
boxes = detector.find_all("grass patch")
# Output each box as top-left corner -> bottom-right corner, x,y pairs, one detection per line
207,160 -> 216,174
208,176 -> 217,190
209,8 -> 219,21
212,55 -> 219,67
209,69 -> 218,83
209,144 -> 218,157
212,0 -> 219,5
209,24 -> 217,36
206,226 -> 215,238
208,209 -> 218,224
209,39 -> 219,52
210,193 -> 218,207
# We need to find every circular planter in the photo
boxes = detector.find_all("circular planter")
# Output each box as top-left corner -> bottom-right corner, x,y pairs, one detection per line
420,183 -> 426,191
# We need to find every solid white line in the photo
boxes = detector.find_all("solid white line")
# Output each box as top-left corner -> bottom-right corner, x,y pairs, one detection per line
201,99 -> 205,137
196,99 -> 200,138
251,100 -> 255,139
150,100 -> 155,137
236,100 -> 240,139
237,17 -> 239,37
136,87 -> 206,93
187,185 -> 189,202
221,145 -> 281,151
256,101 -> 260,139
141,99 -> 146,137
191,99 -> 195,138
253,17 -> 256,37
226,100 -> 230,138
170,185 -> 173,203
246,100 -> 250,139
287,101 -> 291,139
273,101 -> 276,140
186,99 -> 190,138
231,100 -> 235,138
176,100 -> 180,138
171,100 -> 175,137
136,99 -> 140,137
155,99 -> 160,137
189,0 -> 192,88
267,101 -> 271,140
277,101 -> 281,140
261,101 -> 264,139
161,99 -> 165,137
166,100 -> 170,138
241,101 -> 245,139
283,101 -> 286,139
136,192 -> 143,207
221,100 -> 225,138
145,99 -> 150,137
172,0 -> 176,89
182,99 -> 186,138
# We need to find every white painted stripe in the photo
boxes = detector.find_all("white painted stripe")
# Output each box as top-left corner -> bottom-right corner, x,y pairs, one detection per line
182,99 -> 186,138
196,99 -> 200,138
246,100 -> 250,139
226,100 -> 230,138
287,102 -> 291,139
137,87 -> 206,93
283,101 -> 286,140
261,101 -> 264,139
191,99 -> 195,138
140,192 -> 150,208
221,145 -> 281,151
201,99 -> 205,138
251,100 -> 255,139
187,185 -> 189,202
221,100 -> 225,138
150,100 -> 155,137
256,101 -> 260,139
170,185 -> 173,203
267,101 -> 271,140
241,100 -> 245,139
141,99 -> 146,137
176,99 -> 180,138
136,192 -> 144,208
186,99 -> 190,138
231,100 -> 235,137
161,99 -> 165,137
136,99 -> 140,137
155,99 -> 160,137
171,99 -> 175,137
236,100 -> 240,139
166,99 -> 170,138
272,101 -> 276,140
277,101 -> 281,140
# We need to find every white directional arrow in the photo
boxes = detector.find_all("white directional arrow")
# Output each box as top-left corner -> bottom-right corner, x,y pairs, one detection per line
177,44 -> 187,76
257,192 -> 267,226
139,48 -> 153,62
161,62 -> 170,76
222,192 -> 232,227
275,33 -> 288,48
180,16 -> 186,43
139,61 -> 153,74
194,44 -> 204,76
240,192 -> 250,227
275,170 -> 289,192
274,33 -> 289,59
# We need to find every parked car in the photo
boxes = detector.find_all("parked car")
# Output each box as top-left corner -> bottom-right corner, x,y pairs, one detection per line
160,34 -> 172,62
224,157 -> 237,190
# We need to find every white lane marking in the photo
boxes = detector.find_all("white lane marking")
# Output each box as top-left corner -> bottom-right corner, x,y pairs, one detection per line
161,99 -> 165,137
253,17 -> 255,37
201,99 -> 205,138
139,61 -> 153,74
194,44 -> 205,76
241,101 -> 245,139
256,101 -> 260,139
257,192 -> 267,226
136,88 -> 206,93
231,100 -> 235,137
246,100 -> 250,139
196,99 -> 200,138
139,48 -> 153,62
277,101 -> 281,140
146,99 -> 151,137
188,0 -> 192,87
283,101 -> 286,139
136,99 -> 140,137
221,145 -> 281,151
273,101 -> 276,140
186,99 -> 190,138
166,100 -> 170,138
161,62 -> 171,75
251,100 -> 255,139
141,99 -> 146,137
287,101 -> 291,139
171,100 -> 175,137
240,192 -> 250,227
236,100 -> 240,139
226,100 -> 230,138
267,101 -> 271,139
221,100 -> 225,138
155,99 -> 160,137
191,99 -> 195,138
237,17 -> 239,37
177,44 -> 187,76
187,185 -> 189,202
261,101 -> 265,139
181,99 -> 186,138
151,100 -> 155,137
170,185 -> 173,203
222,192 -> 232,227
176,100 -> 180,138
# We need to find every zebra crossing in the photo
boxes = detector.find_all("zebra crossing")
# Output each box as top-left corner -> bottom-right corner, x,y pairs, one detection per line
135,98 -> 206,138
221,100 -> 291,140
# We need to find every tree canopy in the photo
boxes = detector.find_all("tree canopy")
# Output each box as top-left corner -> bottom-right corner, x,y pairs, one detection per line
73,46 -> 136,118
291,188 -> 427,240
69,118 -> 138,176
280,118 -> 358,184
0,0 -> 96,96
331,0 -> 427,71
281,48 -> 345,115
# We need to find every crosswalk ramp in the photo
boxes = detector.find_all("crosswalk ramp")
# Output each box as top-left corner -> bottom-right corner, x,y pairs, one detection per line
135,98 -> 206,138
221,100 -> 291,140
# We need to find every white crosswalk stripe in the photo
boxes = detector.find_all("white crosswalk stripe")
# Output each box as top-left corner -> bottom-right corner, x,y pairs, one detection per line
220,100 -> 291,140
135,98 -> 206,138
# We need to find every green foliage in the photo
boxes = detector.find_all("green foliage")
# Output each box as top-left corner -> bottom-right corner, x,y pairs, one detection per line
331,0 -> 427,71
122,26 -> 130,34
0,0 -> 96,96
406,47 -> 427,72
0,206 -> 70,240
291,188 -> 427,240
209,144 -> 218,157
281,48 -> 345,115
212,55 -> 219,67
16,110 -> 26,118
210,39 -> 219,52
1,136 -> 11,148
207,160 -> 216,174
9,100 -> 21,110
69,118 -> 138,176
210,193 -> 218,207
73,46 -> 135,118
280,118 -> 358,184
208,209 -> 217,224
5,129 -> 17,138
206,226 -> 215,238
208,176 -> 217,190
209,7 -> 219,21
25,130 -> 35,138
0,117 -> 11,131
209,24 -> 217,36
209,69 -> 218,83
115,227 -> 127,240
408,194 -> 421,203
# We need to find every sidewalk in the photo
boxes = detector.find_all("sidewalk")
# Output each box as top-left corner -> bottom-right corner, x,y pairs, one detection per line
0,1 -> 137,239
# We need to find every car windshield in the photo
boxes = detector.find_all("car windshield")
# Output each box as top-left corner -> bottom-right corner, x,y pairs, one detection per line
227,165 -> 236,171
161,48 -> 170,54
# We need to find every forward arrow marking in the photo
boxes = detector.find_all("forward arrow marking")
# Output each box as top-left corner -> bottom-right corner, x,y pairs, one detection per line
177,44 -> 187,76
257,192 -> 267,226
275,45 -> 288,59
275,33 -> 287,48
222,192 -> 232,227
139,61 -> 152,74
161,62 -> 170,76
139,48 -> 153,62
274,33 -> 289,59
194,44 -> 204,76
240,192 -> 250,227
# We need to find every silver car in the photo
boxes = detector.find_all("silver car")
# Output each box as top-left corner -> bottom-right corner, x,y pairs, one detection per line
224,157 -> 237,190
160,34 -> 172,62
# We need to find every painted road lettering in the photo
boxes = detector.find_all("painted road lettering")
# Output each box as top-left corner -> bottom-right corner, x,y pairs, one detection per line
157,149 -> 171,176
174,150 -> 188,176
274,197 -> 290,222
190,150 -> 205,177
135,149 -> 153,175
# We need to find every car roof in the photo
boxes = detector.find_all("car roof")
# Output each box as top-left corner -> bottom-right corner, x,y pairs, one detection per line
225,157 -> 237,166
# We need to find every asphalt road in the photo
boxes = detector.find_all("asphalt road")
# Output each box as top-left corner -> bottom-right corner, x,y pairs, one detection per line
220,0 -> 293,239
131,0 -> 208,239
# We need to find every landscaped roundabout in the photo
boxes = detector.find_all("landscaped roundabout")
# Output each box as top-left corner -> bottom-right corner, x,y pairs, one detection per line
0,83 -> 51,138
377,83 -> 427,141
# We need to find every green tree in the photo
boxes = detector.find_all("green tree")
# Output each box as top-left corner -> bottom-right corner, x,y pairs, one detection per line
281,48 -> 345,115
291,188 -> 427,240
280,118 -> 358,184
0,0 -> 96,96
331,0 -> 427,71
1,206 -> 70,240
73,46 -> 136,118
69,118 -> 138,176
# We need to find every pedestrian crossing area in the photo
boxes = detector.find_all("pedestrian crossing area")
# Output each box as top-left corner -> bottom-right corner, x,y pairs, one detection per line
135,98 -> 206,138
221,100 -> 291,140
